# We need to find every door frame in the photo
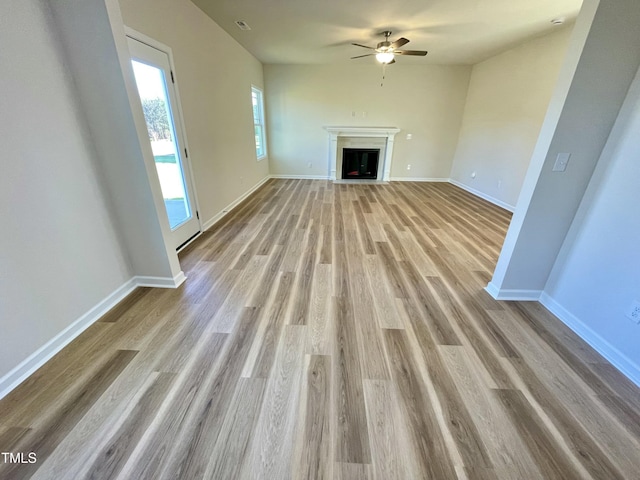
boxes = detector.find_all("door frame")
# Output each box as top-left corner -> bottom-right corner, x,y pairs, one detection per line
124,27 -> 202,251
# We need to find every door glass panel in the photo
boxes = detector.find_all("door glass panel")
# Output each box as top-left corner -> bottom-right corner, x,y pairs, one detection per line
131,60 -> 191,230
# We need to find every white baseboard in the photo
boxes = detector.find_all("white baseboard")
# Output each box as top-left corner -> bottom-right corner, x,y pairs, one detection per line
134,271 -> 186,288
202,176 -> 271,231
485,282 -> 542,301
0,278 -> 139,400
271,175 -> 447,182
449,179 -> 515,212
540,293 -> 640,388
0,271 -> 189,400
389,177 -> 449,182
269,174 -> 331,180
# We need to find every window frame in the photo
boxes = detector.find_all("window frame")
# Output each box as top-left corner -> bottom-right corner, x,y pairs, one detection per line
251,85 -> 267,161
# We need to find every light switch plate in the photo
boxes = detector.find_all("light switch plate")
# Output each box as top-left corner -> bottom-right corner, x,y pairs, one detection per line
553,153 -> 571,172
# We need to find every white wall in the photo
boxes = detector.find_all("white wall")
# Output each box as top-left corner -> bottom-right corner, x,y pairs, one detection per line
543,65 -> 640,381
0,0 -> 132,378
117,0 -> 269,227
264,64 -> 470,180
489,0 -> 640,295
450,27 -> 573,209
50,0 -> 181,281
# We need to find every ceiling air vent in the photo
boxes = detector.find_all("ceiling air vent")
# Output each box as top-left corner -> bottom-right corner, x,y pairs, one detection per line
235,20 -> 251,31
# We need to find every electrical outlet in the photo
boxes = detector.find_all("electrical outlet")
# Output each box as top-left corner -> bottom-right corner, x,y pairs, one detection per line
307,162 -> 312,168
626,300 -> 640,323
407,164 -> 411,170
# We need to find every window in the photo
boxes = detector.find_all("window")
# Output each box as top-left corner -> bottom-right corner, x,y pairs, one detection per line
251,86 -> 266,160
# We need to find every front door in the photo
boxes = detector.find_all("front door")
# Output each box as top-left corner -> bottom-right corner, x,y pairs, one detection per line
126,36 -> 200,250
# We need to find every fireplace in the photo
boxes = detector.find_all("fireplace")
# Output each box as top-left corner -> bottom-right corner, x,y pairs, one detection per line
324,127 -> 400,181
342,148 -> 380,180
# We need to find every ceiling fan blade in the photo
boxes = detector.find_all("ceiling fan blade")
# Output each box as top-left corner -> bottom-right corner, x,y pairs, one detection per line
351,43 -> 375,50
390,37 -> 409,49
351,53 -> 375,59
395,50 -> 428,56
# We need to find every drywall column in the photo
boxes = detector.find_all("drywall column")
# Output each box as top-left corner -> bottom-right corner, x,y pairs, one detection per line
487,0 -> 640,299
48,0 -> 183,284
541,66 -> 640,384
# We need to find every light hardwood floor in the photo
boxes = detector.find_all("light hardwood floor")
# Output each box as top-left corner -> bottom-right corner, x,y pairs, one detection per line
1,179 -> 640,479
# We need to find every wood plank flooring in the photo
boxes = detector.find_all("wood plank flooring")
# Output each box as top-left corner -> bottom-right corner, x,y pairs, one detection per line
2,179 -> 640,479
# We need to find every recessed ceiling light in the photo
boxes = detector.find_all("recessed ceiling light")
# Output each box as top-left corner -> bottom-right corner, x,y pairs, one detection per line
551,17 -> 565,25
235,20 -> 251,31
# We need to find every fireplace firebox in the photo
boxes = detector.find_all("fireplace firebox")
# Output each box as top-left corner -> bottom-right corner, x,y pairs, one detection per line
341,148 -> 380,180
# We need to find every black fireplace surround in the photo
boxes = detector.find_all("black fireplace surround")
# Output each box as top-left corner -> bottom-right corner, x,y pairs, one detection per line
341,148 -> 380,180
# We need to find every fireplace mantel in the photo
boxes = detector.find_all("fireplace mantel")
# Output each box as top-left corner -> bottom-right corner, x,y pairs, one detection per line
324,126 -> 400,181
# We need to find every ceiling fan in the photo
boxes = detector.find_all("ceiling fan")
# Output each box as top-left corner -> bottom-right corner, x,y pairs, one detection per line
351,31 -> 428,64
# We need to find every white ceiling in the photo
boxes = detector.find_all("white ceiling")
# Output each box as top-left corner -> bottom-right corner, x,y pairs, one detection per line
191,0 -> 583,65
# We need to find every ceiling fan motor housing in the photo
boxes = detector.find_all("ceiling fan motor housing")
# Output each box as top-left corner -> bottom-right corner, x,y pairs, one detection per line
350,31 -> 427,63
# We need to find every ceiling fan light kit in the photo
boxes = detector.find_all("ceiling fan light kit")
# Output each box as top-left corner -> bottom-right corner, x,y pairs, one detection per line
351,30 -> 427,65
375,51 -> 395,64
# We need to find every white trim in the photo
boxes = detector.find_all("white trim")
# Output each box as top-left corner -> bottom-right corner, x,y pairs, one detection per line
124,26 -> 168,51
124,27 -> 203,248
324,126 -> 400,181
324,126 -> 401,135
269,175 -> 448,182
134,271 -> 186,288
449,179 -> 515,212
251,85 -> 268,161
485,282 -> 500,299
202,176 -> 271,231
389,177 -> 450,182
269,174 -> 331,180
0,271 -> 189,400
540,293 -> 640,387
485,282 -> 541,301
333,179 -> 389,185
0,279 -> 138,399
